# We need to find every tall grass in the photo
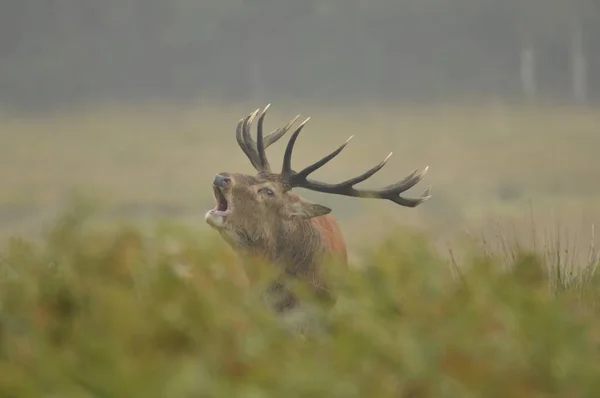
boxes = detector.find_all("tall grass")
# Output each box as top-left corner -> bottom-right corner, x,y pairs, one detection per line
1,204 -> 600,397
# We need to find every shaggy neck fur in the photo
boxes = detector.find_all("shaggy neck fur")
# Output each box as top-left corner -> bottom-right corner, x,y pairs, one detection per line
224,215 -> 330,313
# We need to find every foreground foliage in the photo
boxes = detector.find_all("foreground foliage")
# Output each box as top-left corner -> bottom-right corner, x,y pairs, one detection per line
1,208 -> 600,397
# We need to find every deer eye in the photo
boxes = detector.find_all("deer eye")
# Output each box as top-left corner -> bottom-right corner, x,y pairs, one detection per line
260,188 -> 275,197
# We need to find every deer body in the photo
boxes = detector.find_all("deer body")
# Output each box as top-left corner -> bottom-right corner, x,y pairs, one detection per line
205,105 -> 431,323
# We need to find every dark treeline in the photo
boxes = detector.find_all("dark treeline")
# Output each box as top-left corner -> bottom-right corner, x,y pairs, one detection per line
1,0 -> 599,111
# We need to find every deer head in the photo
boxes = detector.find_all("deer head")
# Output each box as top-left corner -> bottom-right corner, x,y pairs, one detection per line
205,104 -> 432,260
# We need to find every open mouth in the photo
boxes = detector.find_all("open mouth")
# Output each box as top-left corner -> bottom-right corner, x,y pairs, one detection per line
211,186 -> 230,215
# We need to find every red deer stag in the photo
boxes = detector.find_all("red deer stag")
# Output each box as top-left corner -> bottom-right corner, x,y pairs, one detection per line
205,105 -> 431,325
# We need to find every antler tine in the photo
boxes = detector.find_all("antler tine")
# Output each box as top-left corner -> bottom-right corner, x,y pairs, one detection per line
281,117 -> 312,175
236,114 -> 260,169
381,165 -> 429,192
286,135 -> 432,208
256,105 -> 271,171
236,104 -> 300,172
241,108 -> 260,165
391,184 -> 432,207
265,114 -> 300,147
329,151 -> 391,188
294,135 -> 354,179
280,120 -> 353,180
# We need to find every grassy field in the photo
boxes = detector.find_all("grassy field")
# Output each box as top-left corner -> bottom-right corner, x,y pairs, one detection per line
1,102 -> 600,395
2,103 -> 600,246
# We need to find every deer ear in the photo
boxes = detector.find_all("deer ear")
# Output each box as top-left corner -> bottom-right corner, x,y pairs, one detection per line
288,200 -> 332,219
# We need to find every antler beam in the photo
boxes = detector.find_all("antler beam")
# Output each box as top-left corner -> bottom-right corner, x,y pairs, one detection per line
281,119 -> 431,208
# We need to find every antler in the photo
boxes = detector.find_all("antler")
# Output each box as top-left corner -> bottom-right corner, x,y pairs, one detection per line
280,119 -> 431,208
236,104 -> 300,173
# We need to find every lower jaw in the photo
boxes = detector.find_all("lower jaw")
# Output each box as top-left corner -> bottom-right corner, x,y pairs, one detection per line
205,210 -> 228,228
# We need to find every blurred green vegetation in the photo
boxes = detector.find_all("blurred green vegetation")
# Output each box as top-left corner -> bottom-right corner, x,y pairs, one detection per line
0,200 -> 600,397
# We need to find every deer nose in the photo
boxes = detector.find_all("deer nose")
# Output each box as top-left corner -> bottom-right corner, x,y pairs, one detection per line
213,174 -> 231,188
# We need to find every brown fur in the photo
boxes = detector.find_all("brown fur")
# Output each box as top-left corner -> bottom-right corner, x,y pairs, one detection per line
205,172 -> 347,314
307,211 -> 347,264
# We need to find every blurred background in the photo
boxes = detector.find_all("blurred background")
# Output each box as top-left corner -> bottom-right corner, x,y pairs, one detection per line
1,0 -> 600,255
1,0 -> 600,108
